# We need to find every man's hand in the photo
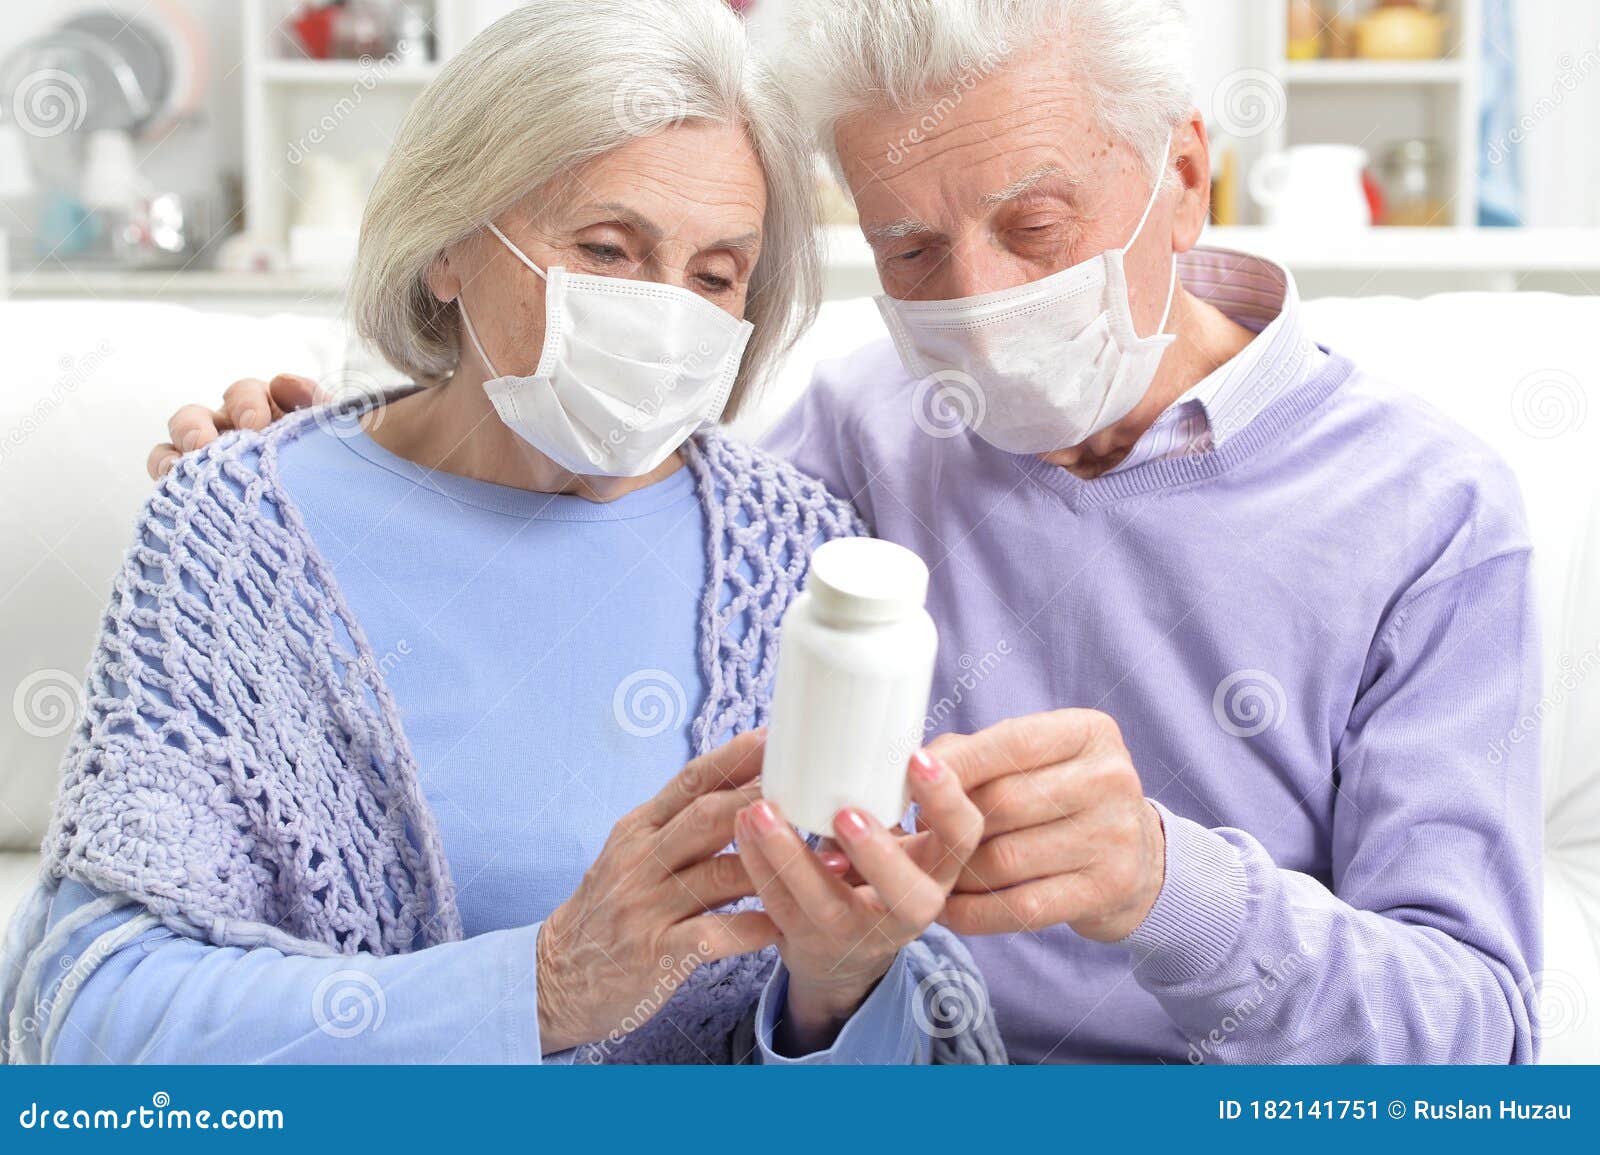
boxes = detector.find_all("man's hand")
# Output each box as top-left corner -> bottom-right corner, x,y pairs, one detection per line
147,374 -> 323,479
932,709 -> 1166,942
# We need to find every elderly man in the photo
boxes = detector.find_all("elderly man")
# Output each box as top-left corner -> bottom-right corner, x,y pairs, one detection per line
760,0 -> 1541,1064
152,0 -> 1540,1063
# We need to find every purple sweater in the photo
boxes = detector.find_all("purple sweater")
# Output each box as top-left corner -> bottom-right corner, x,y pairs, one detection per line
764,340 -> 1543,1064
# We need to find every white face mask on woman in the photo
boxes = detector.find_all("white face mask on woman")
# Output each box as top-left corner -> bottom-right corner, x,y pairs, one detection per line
876,135 -> 1178,455
459,222 -> 754,477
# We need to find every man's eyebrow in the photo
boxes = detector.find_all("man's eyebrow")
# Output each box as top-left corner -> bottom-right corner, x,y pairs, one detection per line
865,218 -> 940,244
981,165 -> 1080,206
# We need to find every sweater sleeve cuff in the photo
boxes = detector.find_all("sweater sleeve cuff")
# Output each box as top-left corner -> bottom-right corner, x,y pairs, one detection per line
753,951 -> 920,1064
1120,802 -> 1250,985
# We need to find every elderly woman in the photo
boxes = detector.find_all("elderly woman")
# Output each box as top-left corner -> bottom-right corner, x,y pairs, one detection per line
1,0 -> 1000,1065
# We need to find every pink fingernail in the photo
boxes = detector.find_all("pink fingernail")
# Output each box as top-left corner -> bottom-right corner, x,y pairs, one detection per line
834,809 -> 870,842
749,801 -> 780,833
818,850 -> 850,873
910,750 -> 941,783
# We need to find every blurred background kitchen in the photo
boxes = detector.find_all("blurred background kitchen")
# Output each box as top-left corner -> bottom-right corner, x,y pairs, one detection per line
0,0 -> 1597,310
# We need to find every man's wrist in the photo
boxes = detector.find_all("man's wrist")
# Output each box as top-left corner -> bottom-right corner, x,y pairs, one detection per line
1119,802 -> 1250,985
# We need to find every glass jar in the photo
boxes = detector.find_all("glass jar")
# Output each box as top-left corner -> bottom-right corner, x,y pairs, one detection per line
1379,139 -> 1449,227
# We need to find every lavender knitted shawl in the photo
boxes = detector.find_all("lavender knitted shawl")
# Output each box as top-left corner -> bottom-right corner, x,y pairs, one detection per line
3,409 -> 1005,1065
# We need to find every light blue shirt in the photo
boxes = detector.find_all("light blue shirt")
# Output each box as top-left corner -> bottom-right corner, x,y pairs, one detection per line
35,424 -> 919,1064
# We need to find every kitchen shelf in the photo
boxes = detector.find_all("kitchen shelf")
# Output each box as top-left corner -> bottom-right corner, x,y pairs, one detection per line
259,59 -> 441,85
1205,226 -> 1600,272
1280,59 -> 1468,85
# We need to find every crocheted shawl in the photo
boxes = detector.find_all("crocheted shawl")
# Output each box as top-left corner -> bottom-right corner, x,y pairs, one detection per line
2,407 -> 1005,1065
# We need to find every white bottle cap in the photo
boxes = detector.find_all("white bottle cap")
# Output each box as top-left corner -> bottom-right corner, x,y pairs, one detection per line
806,538 -> 930,626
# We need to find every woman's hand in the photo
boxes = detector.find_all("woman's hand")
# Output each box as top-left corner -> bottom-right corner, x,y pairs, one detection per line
147,374 -> 322,479
535,730 -> 780,1055
736,748 -> 983,1054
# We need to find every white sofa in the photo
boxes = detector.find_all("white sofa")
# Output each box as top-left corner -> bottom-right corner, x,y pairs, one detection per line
1,291 -> 1596,1061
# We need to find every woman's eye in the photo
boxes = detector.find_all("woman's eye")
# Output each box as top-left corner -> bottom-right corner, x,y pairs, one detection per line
580,243 -> 626,263
697,274 -> 734,293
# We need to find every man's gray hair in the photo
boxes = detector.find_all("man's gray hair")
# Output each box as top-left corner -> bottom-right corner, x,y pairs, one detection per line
351,0 -> 818,416
784,0 -> 1194,183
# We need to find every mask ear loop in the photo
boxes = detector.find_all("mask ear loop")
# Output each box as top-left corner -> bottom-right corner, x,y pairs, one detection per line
1127,131 -> 1180,339
459,221 -> 553,378
458,298 -> 500,379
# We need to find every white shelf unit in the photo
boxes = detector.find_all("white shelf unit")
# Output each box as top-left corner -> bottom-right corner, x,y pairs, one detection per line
242,0 -> 471,263
1250,0 -> 1483,229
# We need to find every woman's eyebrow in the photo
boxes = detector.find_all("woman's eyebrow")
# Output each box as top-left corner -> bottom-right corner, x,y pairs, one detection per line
581,203 -> 758,252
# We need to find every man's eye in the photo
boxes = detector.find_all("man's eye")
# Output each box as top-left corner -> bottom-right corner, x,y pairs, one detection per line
581,243 -> 625,263
893,248 -> 927,264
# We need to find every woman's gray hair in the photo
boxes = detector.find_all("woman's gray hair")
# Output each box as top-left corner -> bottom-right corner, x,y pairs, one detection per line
350,0 -> 819,418
784,0 -> 1193,184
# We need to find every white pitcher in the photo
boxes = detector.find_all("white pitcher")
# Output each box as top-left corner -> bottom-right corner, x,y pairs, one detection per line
1249,144 -> 1372,231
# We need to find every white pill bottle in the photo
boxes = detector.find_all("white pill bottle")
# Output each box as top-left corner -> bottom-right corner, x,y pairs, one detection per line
762,537 -> 938,836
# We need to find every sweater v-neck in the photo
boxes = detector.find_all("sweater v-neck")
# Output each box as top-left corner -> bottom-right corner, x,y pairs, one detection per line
1012,352 -> 1355,512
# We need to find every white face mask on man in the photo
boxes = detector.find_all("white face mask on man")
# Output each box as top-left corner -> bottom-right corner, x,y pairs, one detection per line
458,222 -> 754,478
876,134 -> 1179,455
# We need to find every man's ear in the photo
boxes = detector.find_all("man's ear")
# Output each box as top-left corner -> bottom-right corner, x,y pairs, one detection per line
425,249 -> 461,304
1171,109 -> 1212,254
